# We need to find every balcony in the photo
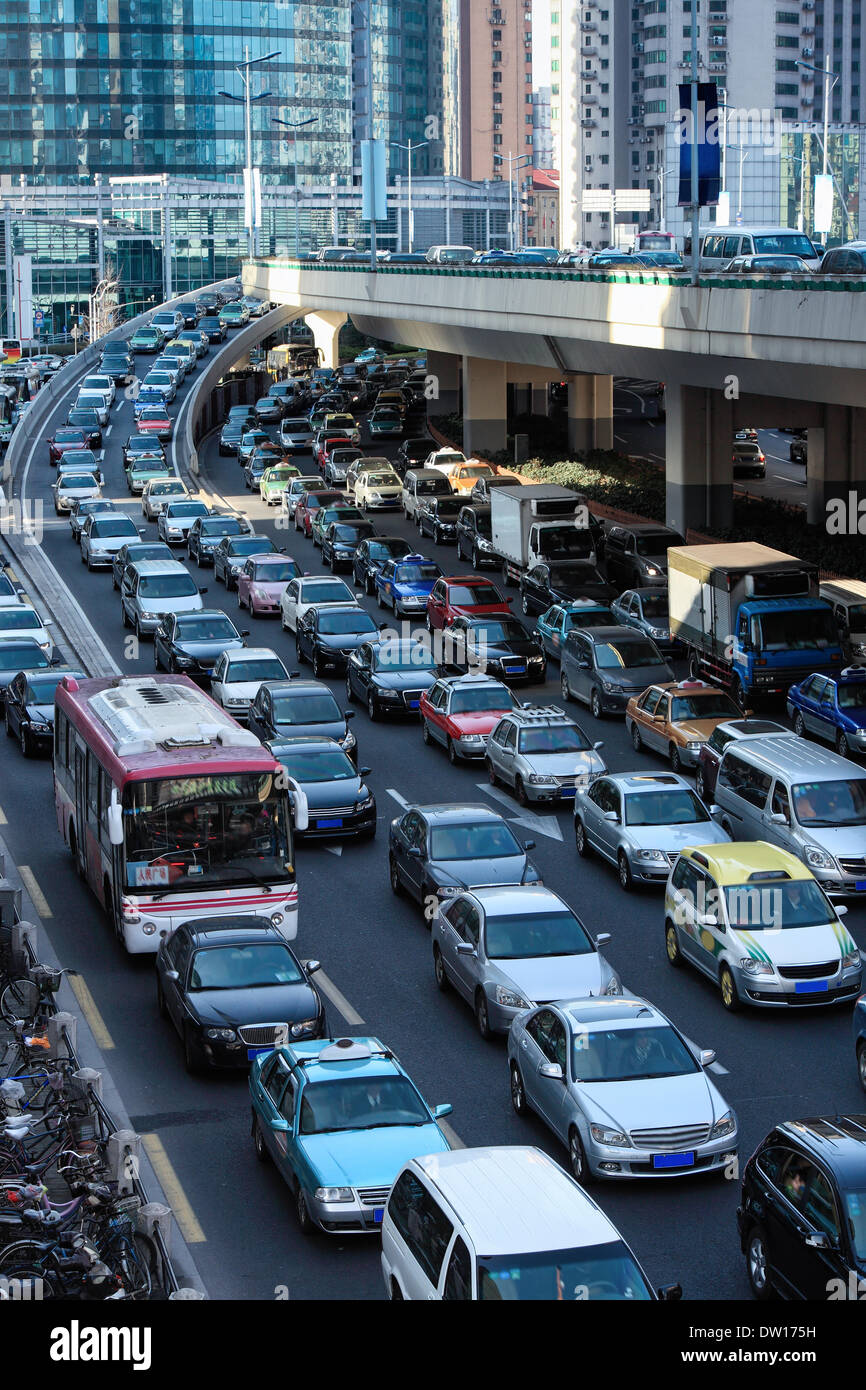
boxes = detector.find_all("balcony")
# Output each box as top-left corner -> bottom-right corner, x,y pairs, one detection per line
581,118 -> 598,128
581,45 -> 599,57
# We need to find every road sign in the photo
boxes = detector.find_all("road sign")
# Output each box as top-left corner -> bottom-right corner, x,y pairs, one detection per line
33,310 -> 44,327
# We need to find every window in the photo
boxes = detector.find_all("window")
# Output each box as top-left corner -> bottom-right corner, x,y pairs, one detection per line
771,781 -> 791,821
386,1172 -> 454,1286
776,34 -> 799,47
87,751 -> 100,819
803,1170 -> 840,1242
718,752 -> 771,810
264,1055 -> 290,1108
443,1237 -> 473,1300
279,1076 -> 297,1123
55,709 -> 68,769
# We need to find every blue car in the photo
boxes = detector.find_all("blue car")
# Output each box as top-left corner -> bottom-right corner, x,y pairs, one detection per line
534,601 -> 616,661
249,1036 -> 452,1234
786,667 -> 866,759
133,387 -> 169,418
374,554 -> 443,619
854,996 -> 866,1091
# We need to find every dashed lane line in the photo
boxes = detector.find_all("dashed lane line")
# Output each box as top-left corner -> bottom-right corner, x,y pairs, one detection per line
316,970 -> 366,1027
18,866 -> 52,918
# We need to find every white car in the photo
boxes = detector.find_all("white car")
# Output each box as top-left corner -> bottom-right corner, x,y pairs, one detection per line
80,374 -> 116,406
150,309 -> 184,337
210,647 -> 292,718
279,575 -> 359,633
152,357 -> 184,386
281,475 -> 325,517
353,468 -> 403,511
157,498 -> 210,543
80,513 -> 142,570
0,605 -> 53,654
141,478 -> 189,520
423,448 -> 467,477
75,392 -> 111,427
0,570 -> 24,608
141,371 -> 177,403
52,472 -> 102,514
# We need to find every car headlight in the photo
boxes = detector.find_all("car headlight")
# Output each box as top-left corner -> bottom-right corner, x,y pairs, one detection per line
341,728 -> 356,751
527,774 -> 557,785
710,1111 -> 736,1140
739,957 -> 774,976
354,792 -> 375,810
603,976 -> 622,996
804,846 -> 834,870
636,849 -> 666,862
378,688 -> 401,700
205,1027 -> 237,1041
314,1187 -> 353,1203
843,948 -> 861,972
495,985 -> 531,1010
290,1018 -> 320,1038
856,727 -> 866,736
589,1124 -> 630,1148
601,681 -> 623,693
174,655 -> 194,668
685,741 -> 702,753
644,565 -> 662,577
651,628 -> 670,640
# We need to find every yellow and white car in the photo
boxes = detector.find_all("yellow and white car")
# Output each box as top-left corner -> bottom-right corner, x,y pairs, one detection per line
663,841 -> 861,1012
353,467 -> 403,511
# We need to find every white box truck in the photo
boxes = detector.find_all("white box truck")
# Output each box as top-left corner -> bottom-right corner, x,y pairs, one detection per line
490,484 -> 598,586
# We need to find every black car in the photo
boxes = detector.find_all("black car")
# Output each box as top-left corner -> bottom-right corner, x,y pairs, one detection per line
351,536 -> 414,596
219,421 -> 246,456
213,533 -> 276,590
444,616 -> 547,684
100,354 -> 134,385
469,476 -> 521,505
388,803 -> 540,912
123,433 -> 166,467
111,540 -> 173,590
295,605 -> 381,678
738,1116 -> 866,1301
176,301 -> 203,328
65,409 -> 103,450
519,561 -> 617,615
790,434 -> 807,464
345,637 -> 438,719
0,640 -> 60,701
200,316 -> 226,344
320,519 -> 378,572
4,666 -> 84,757
603,524 -> 684,591
265,736 -> 376,841
417,494 -> 463,545
455,505 -> 497,568
156,919 -> 325,1072
187,514 -> 251,566
248,679 -> 357,761
154,610 -> 248,678
394,437 -> 432,478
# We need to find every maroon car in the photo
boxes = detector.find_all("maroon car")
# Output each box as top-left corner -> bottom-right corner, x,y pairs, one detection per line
293,489 -> 344,539
48,427 -> 88,465
695,718 -> 792,802
65,408 -> 103,449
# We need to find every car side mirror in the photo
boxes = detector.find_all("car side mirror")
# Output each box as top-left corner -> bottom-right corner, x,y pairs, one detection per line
164,970 -> 179,983
407,845 -> 422,858
709,804 -> 722,817
432,1103 -> 453,1119
538,1062 -> 563,1080
304,959 -> 321,974
240,630 -> 250,638
593,741 -> 604,750
603,811 -> 619,823
698,912 -> 719,928
359,766 -> 372,777
523,839 -> 536,851
699,1049 -> 716,1067
657,1284 -> 682,1302
769,812 -> 787,825
455,941 -> 476,956
835,904 -> 849,917
199,586 -> 208,594
344,710 -> 355,722
595,932 -> 612,947
804,1231 -> 830,1250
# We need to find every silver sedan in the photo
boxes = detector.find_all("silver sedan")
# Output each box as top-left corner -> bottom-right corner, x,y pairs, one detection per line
507,995 -> 738,1181
431,884 -> 620,1039
573,771 -> 731,891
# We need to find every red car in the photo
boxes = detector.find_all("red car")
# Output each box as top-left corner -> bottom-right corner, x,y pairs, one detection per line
425,575 -> 511,631
48,427 -> 88,465
419,672 -> 516,762
137,405 -> 173,440
314,432 -> 353,468
293,488 -> 344,538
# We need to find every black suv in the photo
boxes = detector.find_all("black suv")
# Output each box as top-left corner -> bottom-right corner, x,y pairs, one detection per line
738,1116 -> 866,1301
603,524 -> 684,591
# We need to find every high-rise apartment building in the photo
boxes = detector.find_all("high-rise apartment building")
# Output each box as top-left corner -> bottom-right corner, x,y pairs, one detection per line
447,0 -> 535,183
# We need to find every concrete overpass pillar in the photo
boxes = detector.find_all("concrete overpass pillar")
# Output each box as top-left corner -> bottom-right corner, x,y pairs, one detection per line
806,405 -> 866,529
426,350 -> 460,415
567,374 -> 614,453
665,385 -> 734,534
462,356 -> 507,457
305,310 -> 347,370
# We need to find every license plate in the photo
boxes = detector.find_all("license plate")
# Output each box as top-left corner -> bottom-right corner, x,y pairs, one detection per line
559,786 -> 576,798
856,881 -> 866,891
653,1152 -> 695,1169
373,1208 -> 384,1224
317,818 -> 343,829
247,1046 -> 273,1059
505,665 -> 526,675
795,979 -> 827,993
408,700 -> 420,709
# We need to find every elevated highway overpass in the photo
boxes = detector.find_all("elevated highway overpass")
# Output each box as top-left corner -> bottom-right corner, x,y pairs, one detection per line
243,257 -> 866,534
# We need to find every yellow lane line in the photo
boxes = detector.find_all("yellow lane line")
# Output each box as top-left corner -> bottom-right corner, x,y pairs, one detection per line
141,1134 -> 207,1244
0,805 -> 7,825
67,974 -> 115,1051
18,866 -> 52,917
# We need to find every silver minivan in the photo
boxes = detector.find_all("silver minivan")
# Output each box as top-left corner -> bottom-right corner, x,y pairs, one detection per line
120,559 -> 205,638
402,468 -> 453,522
713,734 -> 866,896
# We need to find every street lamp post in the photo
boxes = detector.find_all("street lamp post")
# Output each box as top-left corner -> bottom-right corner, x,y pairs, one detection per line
391,139 -> 428,253
274,116 -> 318,257
493,151 -> 532,250
796,59 -> 840,236
219,47 -> 281,259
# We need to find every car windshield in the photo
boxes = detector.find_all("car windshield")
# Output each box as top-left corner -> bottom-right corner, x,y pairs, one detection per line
0,645 -> 47,670
317,611 -> 377,635
58,475 -> 98,488
281,748 -> 356,783
366,473 -> 399,486
252,560 -> 299,582
226,659 -> 286,683
229,538 -> 270,555
149,483 -> 184,496
792,778 -> 866,828
395,564 -> 441,584
484,909 -> 593,959
571,1025 -> 699,1082
757,610 -> 840,651
139,575 -> 198,598
188,943 -> 302,991
266,470 -> 295,482
139,409 -> 168,422
298,1075 -> 429,1134
25,675 -> 68,703
477,1243 -> 652,1302
372,642 -> 435,672
299,582 -> 352,604
723,878 -> 833,930
431,822 -> 522,860
0,611 -> 40,631
175,617 -> 235,639
448,584 -> 502,606
132,462 -> 169,475
122,546 -> 167,563
595,639 -> 659,669
753,233 -> 815,257
625,789 -> 709,825
168,503 -> 208,517
272,693 -> 342,726
671,693 -> 739,721
564,608 -> 615,630
333,524 -> 373,543
284,420 -> 310,431
202,520 -> 244,537
416,478 -> 451,494
837,683 -> 866,708
641,595 -> 669,619
450,686 -> 514,714
469,620 -> 527,644
430,498 -> 462,516
635,533 -> 682,555
518,726 -> 591,754
91,519 -> 137,537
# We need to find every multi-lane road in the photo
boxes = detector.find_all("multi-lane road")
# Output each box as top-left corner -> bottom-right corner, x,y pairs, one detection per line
2,333 -> 862,1302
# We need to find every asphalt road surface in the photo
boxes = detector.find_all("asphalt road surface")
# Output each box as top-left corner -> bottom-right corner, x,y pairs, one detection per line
4,338 -> 862,1301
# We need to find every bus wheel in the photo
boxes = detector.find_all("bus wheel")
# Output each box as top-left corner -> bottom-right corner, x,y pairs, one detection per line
69,821 -> 84,879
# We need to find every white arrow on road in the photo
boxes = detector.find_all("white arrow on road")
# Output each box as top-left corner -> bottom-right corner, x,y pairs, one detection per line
324,845 -> 343,857
476,783 -> 564,842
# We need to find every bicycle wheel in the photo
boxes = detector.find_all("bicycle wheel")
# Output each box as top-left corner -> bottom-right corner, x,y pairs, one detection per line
0,1241 -> 59,1296
1,979 -> 39,1024
111,1233 -> 154,1298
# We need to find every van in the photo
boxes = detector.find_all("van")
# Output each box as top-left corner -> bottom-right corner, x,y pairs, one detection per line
697,226 -> 821,273
820,580 -> 866,665
713,734 -> 866,896
120,559 -> 205,638
425,245 -> 476,265
402,468 -> 454,522
380,1146 -> 679,1301
317,246 -> 356,262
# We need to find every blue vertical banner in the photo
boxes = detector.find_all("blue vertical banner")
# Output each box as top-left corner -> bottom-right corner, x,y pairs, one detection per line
361,139 -> 387,222
677,82 -> 721,207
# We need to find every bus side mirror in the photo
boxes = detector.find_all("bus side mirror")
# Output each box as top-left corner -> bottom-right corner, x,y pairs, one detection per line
281,771 -> 309,833
107,788 -> 124,846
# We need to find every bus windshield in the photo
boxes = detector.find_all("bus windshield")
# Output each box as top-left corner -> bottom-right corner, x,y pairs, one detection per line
123,772 -> 292,893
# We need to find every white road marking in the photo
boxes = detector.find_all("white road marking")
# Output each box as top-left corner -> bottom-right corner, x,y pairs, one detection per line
386,788 -> 410,809
476,783 -> 564,842
438,1120 -> 465,1150
614,434 -> 628,445
324,845 -> 343,857
773,474 -> 806,487
315,970 -> 365,1026
103,425 -> 112,437
682,1033 -> 728,1075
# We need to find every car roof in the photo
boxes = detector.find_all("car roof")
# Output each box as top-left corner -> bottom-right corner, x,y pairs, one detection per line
720,733 -> 866,780
655,680 -> 727,695
264,679 -> 334,696
583,625 -> 649,642
560,995 -> 663,1029
411,1147 -> 617,1256
225,647 -> 281,662
408,803 -> 511,825
463,884 -> 568,913
126,560 -> 189,576
278,1036 -> 402,1085
437,671 -> 508,689
681,841 -> 812,884
776,1117 -> 866,1183
185,923 -> 286,948
607,772 -> 690,792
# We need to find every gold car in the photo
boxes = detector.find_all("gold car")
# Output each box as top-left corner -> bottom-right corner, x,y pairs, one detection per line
626,680 -> 742,773
449,461 -> 497,494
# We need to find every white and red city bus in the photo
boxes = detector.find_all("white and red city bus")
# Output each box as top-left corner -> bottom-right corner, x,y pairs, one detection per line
53,674 -> 308,954
634,230 -> 676,255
